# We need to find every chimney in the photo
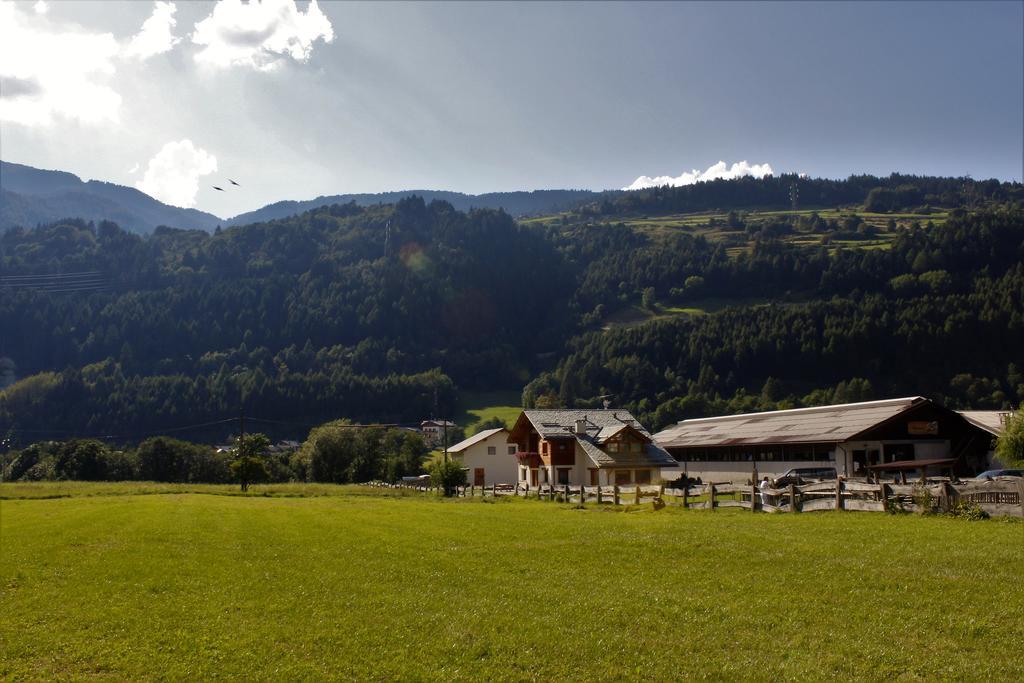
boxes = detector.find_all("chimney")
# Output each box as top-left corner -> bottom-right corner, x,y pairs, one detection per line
574,419 -> 587,435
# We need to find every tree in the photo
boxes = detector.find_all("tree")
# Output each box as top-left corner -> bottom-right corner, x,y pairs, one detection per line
473,416 -> 508,433
54,439 -> 113,481
231,433 -> 270,491
641,287 -> 656,311
994,407 -> 1024,467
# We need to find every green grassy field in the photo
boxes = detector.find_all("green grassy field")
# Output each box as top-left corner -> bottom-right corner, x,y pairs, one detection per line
525,207 -> 947,256
454,390 -> 523,433
2,484 -> 1022,680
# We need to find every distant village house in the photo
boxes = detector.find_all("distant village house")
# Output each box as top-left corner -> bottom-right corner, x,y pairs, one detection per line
420,419 -> 457,447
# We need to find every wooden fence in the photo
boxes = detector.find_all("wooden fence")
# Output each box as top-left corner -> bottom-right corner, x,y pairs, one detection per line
365,477 -> 1024,518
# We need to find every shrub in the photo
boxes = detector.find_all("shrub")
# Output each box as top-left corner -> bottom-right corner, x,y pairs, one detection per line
949,500 -> 989,521
430,459 -> 467,496
912,484 -> 935,514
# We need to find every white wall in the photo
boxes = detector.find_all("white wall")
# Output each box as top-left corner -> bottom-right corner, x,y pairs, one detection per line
664,439 -> 953,483
451,432 -> 519,486
660,460 -> 826,484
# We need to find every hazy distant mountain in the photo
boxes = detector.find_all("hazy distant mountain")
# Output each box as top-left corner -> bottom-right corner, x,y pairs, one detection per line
1,161 -> 606,234
225,189 -> 605,226
0,161 -> 222,234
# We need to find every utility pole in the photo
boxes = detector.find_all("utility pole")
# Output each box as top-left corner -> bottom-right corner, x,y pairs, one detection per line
239,406 -> 245,456
443,420 -> 448,463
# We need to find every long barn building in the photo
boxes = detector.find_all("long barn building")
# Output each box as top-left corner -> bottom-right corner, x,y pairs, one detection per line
653,396 -> 998,482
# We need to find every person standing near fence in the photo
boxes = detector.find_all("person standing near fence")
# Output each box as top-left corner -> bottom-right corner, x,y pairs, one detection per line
759,476 -> 771,506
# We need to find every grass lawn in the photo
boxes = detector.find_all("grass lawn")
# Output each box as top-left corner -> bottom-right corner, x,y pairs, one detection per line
454,390 -> 523,433
2,484 -> 1022,680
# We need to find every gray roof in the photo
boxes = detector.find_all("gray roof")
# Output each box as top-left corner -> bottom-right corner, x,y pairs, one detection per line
447,428 -> 507,454
521,409 -> 652,439
520,409 -> 674,468
958,411 -> 1010,436
654,397 -> 928,449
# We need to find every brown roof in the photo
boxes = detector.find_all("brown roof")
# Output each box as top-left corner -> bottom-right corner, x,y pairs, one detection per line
654,397 -> 928,449
958,411 -> 1010,436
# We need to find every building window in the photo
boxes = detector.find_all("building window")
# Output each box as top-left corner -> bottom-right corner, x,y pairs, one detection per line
630,442 -> 643,453
608,442 -> 619,453
557,468 -> 570,485
487,446 -> 496,455
508,445 -> 517,455
615,470 -> 631,485
635,469 -> 651,484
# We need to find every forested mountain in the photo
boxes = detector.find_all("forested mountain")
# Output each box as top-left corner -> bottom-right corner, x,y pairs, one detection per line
1,173 -> 1022,446
0,197 -> 572,441
0,161 -> 223,234
570,173 -> 1023,219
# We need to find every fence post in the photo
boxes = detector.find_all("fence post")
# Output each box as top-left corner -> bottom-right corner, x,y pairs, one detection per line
939,482 -> 952,513
1017,479 -> 1024,517
613,485 -> 620,506
563,484 -> 569,502
682,484 -> 688,509
835,477 -> 843,511
634,483 -> 641,505
788,483 -> 797,512
751,483 -> 758,512
659,483 -> 665,503
597,484 -> 603,505
709,484 -> 716,511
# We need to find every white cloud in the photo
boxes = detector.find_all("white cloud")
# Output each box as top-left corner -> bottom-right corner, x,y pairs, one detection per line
0,3 -> 122,126
123,2 -> 181,60
135,140 -> 218,208
192,0 -> 334,71
33,1 -> 49,15
624,160 -> 775,191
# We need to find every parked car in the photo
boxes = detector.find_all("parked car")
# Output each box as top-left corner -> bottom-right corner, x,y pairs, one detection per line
773,467 -> 837,488
974,469 -> 1024,480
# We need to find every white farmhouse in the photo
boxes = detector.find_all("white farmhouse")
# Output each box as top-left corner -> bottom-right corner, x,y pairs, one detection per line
446,427 -> 519,486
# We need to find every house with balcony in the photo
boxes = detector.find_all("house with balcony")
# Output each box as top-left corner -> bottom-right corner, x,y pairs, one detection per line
508,409 -> 675,487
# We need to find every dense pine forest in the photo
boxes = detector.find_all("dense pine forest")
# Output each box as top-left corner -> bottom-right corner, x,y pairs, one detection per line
1,174 -> 1022,449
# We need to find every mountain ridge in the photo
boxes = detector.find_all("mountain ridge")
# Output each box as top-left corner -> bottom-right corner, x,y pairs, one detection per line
1,160 -> 607,234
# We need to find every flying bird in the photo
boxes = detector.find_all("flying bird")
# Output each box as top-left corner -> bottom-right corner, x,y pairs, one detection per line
229,179 -> 240,186
212,186 -> 224,192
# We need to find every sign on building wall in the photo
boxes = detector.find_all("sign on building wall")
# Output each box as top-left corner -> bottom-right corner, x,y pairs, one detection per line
907,421 -> 938,435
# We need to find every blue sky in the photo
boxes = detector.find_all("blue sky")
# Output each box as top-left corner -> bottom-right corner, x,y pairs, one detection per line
1,1 -> 1021,216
